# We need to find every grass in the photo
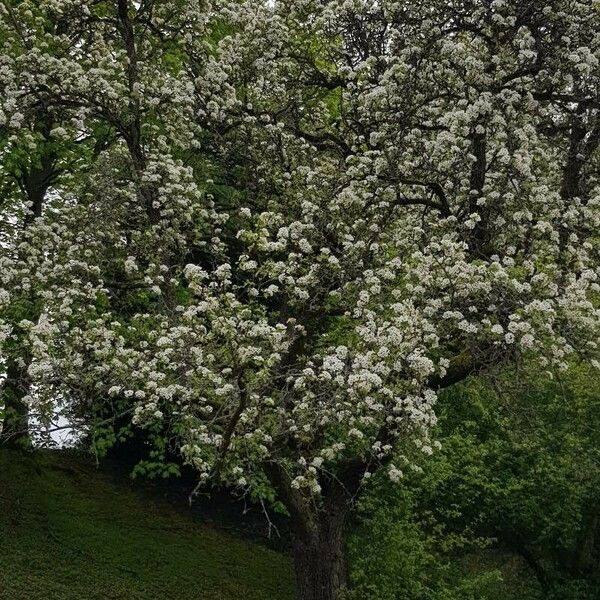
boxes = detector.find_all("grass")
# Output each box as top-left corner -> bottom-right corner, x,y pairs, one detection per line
0,449 -> 295,600
0,448 -> 543,600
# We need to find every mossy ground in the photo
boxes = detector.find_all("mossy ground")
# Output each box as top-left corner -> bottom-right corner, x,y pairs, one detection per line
0,449 -> 294,600
0,449 -> 541,600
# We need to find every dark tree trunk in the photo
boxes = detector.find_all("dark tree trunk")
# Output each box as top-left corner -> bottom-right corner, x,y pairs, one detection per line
502,531 -> 556,596
1,358 -> 31,448
292,512 -> 348,600
264,460 -> 363,600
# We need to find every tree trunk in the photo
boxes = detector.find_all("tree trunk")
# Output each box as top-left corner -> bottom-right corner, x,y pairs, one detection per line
1,358 -> 31,448
264,461 -> 362,600
503,531 -> 555,596
291,512 -> 348,600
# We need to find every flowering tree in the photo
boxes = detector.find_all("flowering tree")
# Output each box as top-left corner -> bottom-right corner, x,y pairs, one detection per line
1,1 -> 600,599
0,6 -> 82,445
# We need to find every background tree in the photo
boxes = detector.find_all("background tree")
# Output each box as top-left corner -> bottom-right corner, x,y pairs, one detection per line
0,3 -> 96,446
414,363 -> 600,600
1,0 -> 209,447
346,361 -> 599,600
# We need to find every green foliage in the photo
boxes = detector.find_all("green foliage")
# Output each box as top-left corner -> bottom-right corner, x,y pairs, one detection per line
426,364 -> 600,599
346,362 -> 600,600
0,449 -> 294,600
130,430 -> 182,480
346,477 -> 502,600
412,366 -> 598,599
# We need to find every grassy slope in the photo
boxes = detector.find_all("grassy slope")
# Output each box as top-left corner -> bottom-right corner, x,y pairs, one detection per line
0,449 -> 294,600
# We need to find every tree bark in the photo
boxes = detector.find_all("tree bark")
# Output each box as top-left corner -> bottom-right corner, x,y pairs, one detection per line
265,461 -> 357,600
291,511 -> 349,600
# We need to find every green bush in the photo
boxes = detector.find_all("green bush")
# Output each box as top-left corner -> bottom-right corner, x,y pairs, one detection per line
347,478 -> 501,600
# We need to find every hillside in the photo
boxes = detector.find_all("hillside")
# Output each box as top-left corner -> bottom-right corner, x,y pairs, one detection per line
0,450 -> 294,600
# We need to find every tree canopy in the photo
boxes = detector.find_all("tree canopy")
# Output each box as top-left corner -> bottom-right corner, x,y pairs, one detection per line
1,2 -> 599,599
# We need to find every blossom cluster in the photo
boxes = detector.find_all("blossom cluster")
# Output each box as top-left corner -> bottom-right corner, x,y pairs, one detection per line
1,0 -> 598,501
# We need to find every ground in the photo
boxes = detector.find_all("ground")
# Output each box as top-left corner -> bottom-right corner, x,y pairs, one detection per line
0,449 -> 295,600
0,448 -> 542,600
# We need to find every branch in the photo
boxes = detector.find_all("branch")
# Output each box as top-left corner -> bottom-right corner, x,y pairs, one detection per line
389,174 -> 452,217
429,349 -> 476,390
263,461 -> 315,541
212,373 -> 248,476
